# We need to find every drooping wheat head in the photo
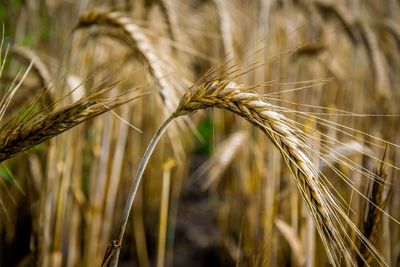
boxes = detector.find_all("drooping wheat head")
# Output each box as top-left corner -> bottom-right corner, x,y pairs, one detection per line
173,78 -> 379,266
76,9 -> 180,114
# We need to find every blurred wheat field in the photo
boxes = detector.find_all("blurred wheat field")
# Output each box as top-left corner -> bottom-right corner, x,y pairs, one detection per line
0,0 -> 399,266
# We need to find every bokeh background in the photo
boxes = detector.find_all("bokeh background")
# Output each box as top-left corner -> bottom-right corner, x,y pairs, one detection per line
0,0 -> 400,266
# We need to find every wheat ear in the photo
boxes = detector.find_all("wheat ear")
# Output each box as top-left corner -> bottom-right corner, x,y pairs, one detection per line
174,79 -> 353,265
77,9 -> 179,113
107,79 -> 357,266
0,91 -> 140,162
76,9 -> 191,159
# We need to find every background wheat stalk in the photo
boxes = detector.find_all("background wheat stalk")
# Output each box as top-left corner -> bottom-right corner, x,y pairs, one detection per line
357,151 -> 391,266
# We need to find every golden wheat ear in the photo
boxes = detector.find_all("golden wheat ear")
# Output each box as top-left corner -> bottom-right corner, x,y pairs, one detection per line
109,78 -> 380,267
0,85 -> 143,162
76,9 -> 180,114
174,79 -> 353,266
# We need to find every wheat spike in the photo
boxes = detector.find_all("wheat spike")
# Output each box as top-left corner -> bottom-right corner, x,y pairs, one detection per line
174,78 -> 356,266
108,78 -> 387,266
0,90 -> 140,162
76,9 -> 190,160
77,9 -> 179,113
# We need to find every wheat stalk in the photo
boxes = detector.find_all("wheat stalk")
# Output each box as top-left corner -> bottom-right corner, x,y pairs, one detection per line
381,19 -> 400,49
275,218 -> 306,267
9,44 -> 54,106
357,152 -> 391,266
107,78 -> 369,266
314,0 -> 359,44
357,21 -> 391,99
191,131 -> 247,190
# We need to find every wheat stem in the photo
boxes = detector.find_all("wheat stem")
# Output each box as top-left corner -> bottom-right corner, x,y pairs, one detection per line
104,115 -> 175,267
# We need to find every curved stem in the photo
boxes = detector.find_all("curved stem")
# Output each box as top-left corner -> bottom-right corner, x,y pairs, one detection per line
105,115 -> 176,267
